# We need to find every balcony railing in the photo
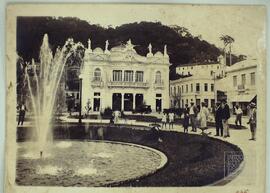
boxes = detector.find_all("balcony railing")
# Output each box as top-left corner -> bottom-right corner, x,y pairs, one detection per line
108,81 -> 150,88
153,81 -> 164,89
91,80 -> 104,88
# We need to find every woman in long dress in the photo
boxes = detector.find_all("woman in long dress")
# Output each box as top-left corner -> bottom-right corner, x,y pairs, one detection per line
183,104 -> 189,133
199,102 -> 209,135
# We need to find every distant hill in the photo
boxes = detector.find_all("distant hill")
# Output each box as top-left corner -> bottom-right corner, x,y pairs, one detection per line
17,17 -> 241,80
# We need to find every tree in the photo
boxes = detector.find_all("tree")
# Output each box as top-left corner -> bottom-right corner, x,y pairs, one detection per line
219,35 -> 235,66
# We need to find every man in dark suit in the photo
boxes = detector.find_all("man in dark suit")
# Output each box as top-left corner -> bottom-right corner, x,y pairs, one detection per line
214,101 -> 223,136
17,102 -> 27,126
221,100 -> 230,138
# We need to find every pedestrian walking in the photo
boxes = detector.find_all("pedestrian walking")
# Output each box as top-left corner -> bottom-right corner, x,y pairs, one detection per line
189,102 -> 198,132
198,102 -> 209,135
183,104 -> 189,133
161,112 -> 168,129
247,102 -> 256,141
221,100 -> 230,138
17,102 -> 27,126
234,105 -> 243,128
214,101 -> 223,136
168,111 -> 175,129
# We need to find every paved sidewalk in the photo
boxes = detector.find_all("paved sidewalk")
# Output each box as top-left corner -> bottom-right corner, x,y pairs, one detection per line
159,123 -> 256,186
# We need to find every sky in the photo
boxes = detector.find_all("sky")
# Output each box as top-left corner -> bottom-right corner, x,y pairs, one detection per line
14,4 -> 267,56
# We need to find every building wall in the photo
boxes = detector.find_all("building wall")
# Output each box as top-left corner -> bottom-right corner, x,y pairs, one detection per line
216,60 -> 257,114
81,41 -> 170,113
170,76 -> 215,108
176,63 -> 225,78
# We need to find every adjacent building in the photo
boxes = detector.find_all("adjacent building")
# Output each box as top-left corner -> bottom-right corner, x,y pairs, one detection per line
171,57 -> 257,115
80,39 -> 170,113
170,56 -> 226,109
216,58 -> 257,114
170,76 -> 216,108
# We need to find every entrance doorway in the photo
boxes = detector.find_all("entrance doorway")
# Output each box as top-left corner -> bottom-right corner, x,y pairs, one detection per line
93,98 -> 100,111
124,93 -> 133,111
156,99 -> 162,112
112,93 -> 122,111
135,94 -> 143,110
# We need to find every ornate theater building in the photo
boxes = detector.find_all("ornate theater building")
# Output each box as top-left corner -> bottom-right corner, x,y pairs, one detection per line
80,39 -> 170,113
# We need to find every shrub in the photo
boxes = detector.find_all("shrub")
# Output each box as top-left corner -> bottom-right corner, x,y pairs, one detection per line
101,107 -> 113,119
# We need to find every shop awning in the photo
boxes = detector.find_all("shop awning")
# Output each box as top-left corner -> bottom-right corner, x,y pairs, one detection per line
230,94 -> 256,102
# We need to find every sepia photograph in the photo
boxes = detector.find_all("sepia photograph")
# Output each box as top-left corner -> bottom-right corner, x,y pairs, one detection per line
5,3 -> 266,193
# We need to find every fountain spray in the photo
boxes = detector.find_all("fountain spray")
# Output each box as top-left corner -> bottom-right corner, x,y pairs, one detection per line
24,34 -> 84,157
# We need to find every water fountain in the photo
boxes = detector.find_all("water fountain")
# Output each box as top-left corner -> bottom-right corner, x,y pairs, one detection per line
24,34 -> 83,157
16,35 -> 168,186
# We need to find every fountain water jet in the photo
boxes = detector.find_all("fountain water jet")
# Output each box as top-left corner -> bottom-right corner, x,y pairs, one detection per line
24,34 -> 84,157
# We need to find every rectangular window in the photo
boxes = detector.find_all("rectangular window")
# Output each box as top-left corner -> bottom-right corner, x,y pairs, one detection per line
204,83 -> 208,92
135,71 -> 144,82
186,99 -> 188,105
124,70 -> 133,82
174,87 -> 176,95
113,70 -> 122,81
211,84 -> 214,92
177,86 -> 180,94
156,94 -> 162,97
241,74 -> 246,85
182,85 -> 184,93
196,83 -> 200,92
233,75 -> 237,87
191,84 -> 193,92
94,70 -> 101,81
250,72 -> 255,85
186,84 -> 188,93
94,92 -> 100,96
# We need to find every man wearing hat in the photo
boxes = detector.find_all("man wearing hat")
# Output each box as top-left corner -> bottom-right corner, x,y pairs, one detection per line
247,102 -> 257,140
214,101 -> 223,136
221,99 -> 230,138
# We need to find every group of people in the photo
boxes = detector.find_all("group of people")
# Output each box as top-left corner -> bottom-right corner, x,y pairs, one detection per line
215,101 -> 257,140
182,102 -> 210,135
161,111 -> 175,129
214,100 -> 231,137
169,100 -> 257,141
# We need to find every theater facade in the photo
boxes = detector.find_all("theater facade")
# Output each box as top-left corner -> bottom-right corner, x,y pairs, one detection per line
80,39 -> 170,113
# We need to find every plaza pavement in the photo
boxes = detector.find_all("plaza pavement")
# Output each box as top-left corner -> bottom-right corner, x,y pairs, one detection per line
18,113 -> 256,186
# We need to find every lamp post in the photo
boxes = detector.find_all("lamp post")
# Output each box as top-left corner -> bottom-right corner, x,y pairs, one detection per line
212,71 -> 217,104
78,74 -> 83,123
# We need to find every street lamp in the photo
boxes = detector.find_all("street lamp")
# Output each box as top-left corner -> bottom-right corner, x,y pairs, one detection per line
78,74 -> 83,123
211,71 -> 217,104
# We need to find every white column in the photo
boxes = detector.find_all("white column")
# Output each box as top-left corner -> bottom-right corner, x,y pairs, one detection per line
121,93 -> 124,111
133,93 -> 136,110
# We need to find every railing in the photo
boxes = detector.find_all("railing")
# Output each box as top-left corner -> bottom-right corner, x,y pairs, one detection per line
91,80 -> 104,88
153,81 -> 164,89
107,81 -> 150,88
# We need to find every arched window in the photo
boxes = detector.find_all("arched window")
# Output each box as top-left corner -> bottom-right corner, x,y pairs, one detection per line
94,68 -> 101,81
155,71 -> 162,84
